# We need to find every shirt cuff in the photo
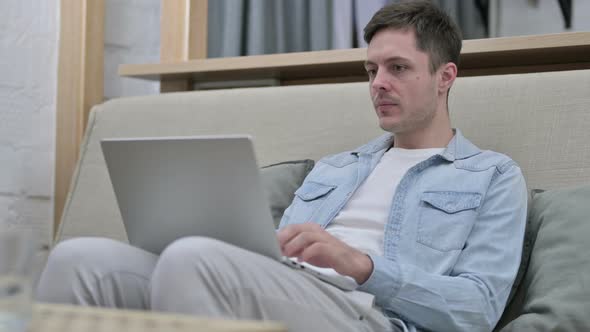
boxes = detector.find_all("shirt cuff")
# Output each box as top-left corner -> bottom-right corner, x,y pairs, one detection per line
357,254 -> 402,307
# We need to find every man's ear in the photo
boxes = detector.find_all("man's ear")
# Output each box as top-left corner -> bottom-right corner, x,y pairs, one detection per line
438,62 -> 457,95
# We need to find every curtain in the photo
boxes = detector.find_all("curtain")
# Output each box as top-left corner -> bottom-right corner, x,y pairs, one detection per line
432,0 -> 488,39
208,0 -> 334,57
207,0 -> 489,58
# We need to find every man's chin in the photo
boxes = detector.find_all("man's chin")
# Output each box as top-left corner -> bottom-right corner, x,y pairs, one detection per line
379,121 -> 404,134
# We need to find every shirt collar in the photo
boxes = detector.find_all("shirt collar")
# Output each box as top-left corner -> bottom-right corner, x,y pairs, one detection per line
354,129 -> 481,161
439,129 -> 481,161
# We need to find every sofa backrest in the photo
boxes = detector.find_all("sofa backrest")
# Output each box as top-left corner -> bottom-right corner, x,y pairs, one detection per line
56,69 -> 590,243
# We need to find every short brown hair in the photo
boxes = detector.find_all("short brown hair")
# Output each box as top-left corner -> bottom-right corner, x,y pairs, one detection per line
364,1 -> 462,73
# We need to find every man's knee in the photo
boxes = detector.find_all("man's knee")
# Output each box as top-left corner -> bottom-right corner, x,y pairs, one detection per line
36,237 -> 117,303
151,237 -> 244,314
44,237 -> 117,271
158,236 -> 231,265
152,236 -> 238,289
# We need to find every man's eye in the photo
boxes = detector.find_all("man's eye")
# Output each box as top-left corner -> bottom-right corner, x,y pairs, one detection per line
392,65 -> 406,72
366,69 -> 376,77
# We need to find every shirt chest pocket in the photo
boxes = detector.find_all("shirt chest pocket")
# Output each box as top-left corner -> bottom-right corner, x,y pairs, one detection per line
291,181 -> 336,223
417,191 -> 482,252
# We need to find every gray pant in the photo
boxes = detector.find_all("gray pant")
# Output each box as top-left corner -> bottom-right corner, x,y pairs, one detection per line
36,237 -> 396,332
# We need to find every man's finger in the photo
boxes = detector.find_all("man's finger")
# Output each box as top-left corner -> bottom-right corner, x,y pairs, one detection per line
282,231 -> 324,257
299,242 -> 333,267
277,223 -> 321,246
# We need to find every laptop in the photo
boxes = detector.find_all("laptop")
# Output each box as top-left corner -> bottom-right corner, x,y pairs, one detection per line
101,135 -> 358,291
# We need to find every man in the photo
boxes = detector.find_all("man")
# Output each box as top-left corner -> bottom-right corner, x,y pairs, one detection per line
37,2 -> 527,332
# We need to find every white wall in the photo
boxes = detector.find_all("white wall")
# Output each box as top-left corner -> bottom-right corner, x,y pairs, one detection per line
0,0 -> 59,245
0,0 -> 160,247
104,0 -> 160,99
497,0 -> 590,37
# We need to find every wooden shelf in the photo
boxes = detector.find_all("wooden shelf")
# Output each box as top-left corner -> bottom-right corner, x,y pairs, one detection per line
118,32 -> 590,86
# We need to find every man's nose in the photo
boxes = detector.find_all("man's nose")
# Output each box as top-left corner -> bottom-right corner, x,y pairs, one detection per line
371,70 -> 390,92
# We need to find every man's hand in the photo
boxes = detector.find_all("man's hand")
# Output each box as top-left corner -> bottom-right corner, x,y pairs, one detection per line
277,223 -> 373,284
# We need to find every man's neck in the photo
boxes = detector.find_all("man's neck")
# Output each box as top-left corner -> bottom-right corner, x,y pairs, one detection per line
391,99 -> 454,149
392,107 -> 454,149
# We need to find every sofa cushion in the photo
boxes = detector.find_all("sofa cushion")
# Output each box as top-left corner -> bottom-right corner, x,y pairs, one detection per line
496,185 -> 590,331
260,159 -> 315,228
504,189 -> 540,306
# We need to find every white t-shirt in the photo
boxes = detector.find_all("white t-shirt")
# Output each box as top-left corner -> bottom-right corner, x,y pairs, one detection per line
326,147 -> 444,256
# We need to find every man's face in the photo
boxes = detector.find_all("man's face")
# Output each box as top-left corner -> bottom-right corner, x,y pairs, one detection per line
365,28 -> 441,134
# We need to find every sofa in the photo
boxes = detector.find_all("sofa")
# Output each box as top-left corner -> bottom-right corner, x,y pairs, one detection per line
55,69 -> 590,331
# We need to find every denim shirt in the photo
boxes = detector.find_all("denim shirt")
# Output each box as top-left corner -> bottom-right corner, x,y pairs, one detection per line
278,130 -> 527,332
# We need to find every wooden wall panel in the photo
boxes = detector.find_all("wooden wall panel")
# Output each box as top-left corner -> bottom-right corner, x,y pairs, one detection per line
54,0 -> 104,236
160,0 -> 208,92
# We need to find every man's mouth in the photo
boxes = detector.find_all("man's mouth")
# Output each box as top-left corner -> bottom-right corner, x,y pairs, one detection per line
373,95 -> 400,108
374,100 -> 401,118
375,101 -> 399,113
377,102 -> 397,107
